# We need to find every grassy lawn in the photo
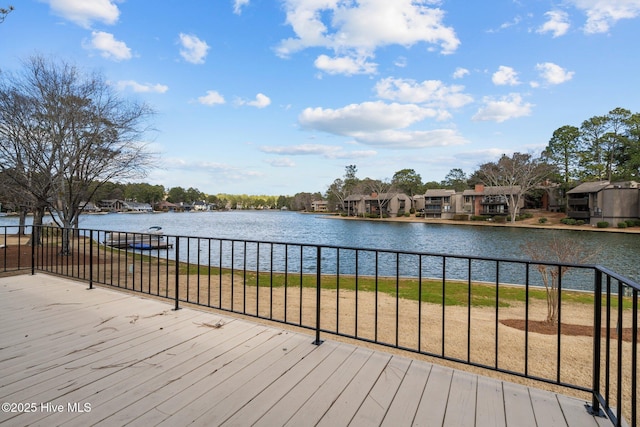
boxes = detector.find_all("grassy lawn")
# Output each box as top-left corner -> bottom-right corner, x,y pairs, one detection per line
175,262 -> 630,309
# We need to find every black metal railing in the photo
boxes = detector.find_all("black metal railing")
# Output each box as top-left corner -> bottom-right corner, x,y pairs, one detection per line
1,224 -> 637,427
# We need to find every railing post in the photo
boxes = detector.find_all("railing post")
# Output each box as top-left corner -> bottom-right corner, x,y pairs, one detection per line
30,226 -> 35,276
588,268 -> 604,416
313,246 -> 323,345
174,237 -> 180,311
88,230 -> 94,290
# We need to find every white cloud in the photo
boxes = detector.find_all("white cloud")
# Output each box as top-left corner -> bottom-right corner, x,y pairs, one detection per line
84,31 -> 132,61
536,62 -> 575,85
454,148 -> 510,163
276,0 -> 459,75
248,93 -> 271,108
169,159 -> 265,182
314,54 -> 377,75
452,67 -> 469,79
115,80 -> 168,93
298,101 -> 467,149
178,33 -> 210,64
233,0 -> 250,15
374,77 -> 473,109
492,66 -> 520,86
568,0 -> 640,34
265,158 -> 296,167
46,0 -> 120,28
394,56 -> 407,68
198,90 -> 226,106
237,93 -> 271,108
487,16 -> 522,33
260,144 -> 377,159
472,93 -> 533,123
299,101 -> 439,135
537,10 -> 571,37
351,129 -> 468,149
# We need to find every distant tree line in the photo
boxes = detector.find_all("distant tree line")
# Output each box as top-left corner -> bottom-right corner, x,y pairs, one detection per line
543,108 -> 640,211
322,107 -> 639,221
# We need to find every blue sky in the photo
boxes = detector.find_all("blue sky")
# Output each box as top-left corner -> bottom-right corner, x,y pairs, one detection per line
1,1 -> 640,196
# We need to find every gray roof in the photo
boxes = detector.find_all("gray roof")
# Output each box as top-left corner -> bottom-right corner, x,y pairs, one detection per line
344,192 -> 410,202
424,189 -> 455,197
567,181 -> 610,194
461,186 -> 520,196
482,185 -> 521,195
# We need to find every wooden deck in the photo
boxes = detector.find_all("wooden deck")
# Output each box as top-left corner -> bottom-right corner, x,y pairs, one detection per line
0,274 -> 612,427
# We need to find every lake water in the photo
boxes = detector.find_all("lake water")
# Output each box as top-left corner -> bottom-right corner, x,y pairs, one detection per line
1,210 -> 638,285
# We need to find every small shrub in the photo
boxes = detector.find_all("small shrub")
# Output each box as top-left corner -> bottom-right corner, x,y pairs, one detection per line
597,221 -> 609,228
453,214 -> 470,221
576,220 -> 585,226
493,215 -> 507,223
538,217 -> 548,224
404,212 -> 410,217
617,222 -> 628,228
561,218 -> 577,225
519,213 -> 533,219
471,215 -> 489,221
624,220 -> 637,227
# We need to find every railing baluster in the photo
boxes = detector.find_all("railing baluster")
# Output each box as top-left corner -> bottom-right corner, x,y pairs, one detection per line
557,265 -> 562,384
524,262 -> 529,377
375,251 -> 379,343
632,288 -> 638,427
89,230 -> 93,290
313,246 -> 322,345
616,280 -> 623,426
495,260 -> 499,370
467,258 -> 472,363
395,252 -> 399,347
442,256 -> 446,357
590,269 -> 603,417
174,237 -> 180,310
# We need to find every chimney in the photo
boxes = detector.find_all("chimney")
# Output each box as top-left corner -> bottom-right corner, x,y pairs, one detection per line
474,184 -> 484,192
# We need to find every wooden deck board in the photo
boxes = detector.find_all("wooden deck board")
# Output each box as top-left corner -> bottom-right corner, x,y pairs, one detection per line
442,370 -> 478,427
475,374 -> 507,427
0,274 -> 613,427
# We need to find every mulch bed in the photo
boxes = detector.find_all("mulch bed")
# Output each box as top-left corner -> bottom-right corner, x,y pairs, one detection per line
501,319 -> 638,343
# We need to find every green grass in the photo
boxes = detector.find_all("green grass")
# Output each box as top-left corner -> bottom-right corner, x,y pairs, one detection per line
174,263 -> 630,308
100,250 -> 631,310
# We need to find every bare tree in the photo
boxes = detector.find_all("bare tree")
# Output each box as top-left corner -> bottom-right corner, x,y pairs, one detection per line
360,178 -> 399,218
521,237 -> 599,324
0,55 -> 155,252
0,5 -> 13,23
477,152 -> 553,223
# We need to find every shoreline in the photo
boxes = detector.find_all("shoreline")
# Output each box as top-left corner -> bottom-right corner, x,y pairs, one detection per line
317,211 -> 640,234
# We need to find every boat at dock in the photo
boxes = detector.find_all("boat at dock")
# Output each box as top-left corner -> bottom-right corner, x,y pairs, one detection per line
103,226 -> 173,250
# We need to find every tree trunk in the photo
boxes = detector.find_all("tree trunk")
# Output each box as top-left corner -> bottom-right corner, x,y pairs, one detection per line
28,205 -> 46,246
18,209 -> 27,235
